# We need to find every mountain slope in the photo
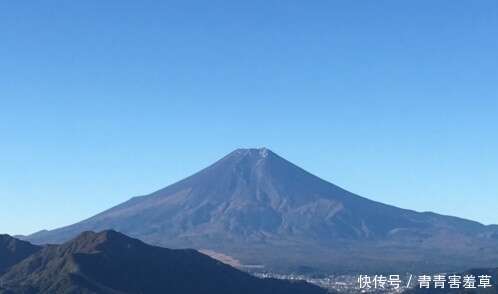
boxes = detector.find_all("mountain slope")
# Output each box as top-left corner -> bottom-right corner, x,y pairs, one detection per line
0,230 -> 327,294
0,235 -> 40,274
25,148 -> 498,273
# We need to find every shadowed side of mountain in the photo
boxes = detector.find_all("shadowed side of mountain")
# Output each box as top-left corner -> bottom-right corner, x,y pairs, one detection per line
0,230 -> 329,294
0,235 -> 41,274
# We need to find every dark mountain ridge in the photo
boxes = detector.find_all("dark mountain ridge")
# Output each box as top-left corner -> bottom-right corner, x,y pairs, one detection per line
0,235 -> 40,274
0,230 -> 327,294
25,148 -> 498,273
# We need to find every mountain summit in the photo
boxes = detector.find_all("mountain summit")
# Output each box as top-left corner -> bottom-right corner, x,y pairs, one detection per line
26,148 -> 498,273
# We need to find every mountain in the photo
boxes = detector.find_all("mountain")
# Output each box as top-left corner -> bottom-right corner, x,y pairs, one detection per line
0,235 -> 40,274
25,148 -> 498,273
0,230 -> 327,294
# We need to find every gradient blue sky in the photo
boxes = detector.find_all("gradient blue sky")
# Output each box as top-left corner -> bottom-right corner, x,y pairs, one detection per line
1,1 -> 497,235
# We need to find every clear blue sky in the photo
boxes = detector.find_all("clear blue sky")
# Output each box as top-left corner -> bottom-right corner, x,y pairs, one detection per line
1,1 -> 497,235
